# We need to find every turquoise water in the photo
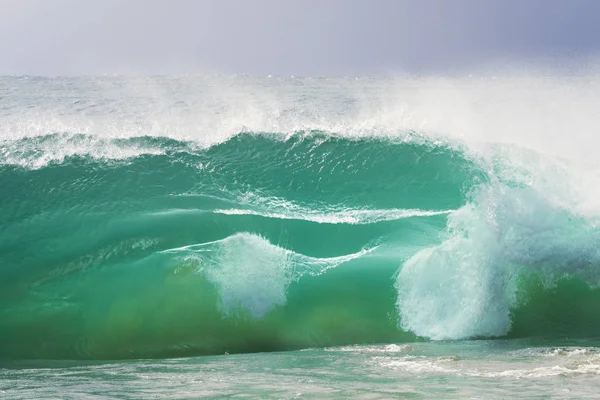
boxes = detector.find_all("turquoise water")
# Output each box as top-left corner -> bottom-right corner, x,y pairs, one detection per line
2,75 -> 600,397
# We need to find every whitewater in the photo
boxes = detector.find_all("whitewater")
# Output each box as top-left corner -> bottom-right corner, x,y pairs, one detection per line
2,74 -> 600,398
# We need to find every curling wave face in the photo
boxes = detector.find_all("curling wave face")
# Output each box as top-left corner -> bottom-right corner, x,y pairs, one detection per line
2,75 -> 600,359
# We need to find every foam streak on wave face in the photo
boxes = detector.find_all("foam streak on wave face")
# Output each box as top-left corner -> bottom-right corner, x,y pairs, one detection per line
164,233 -> 372,318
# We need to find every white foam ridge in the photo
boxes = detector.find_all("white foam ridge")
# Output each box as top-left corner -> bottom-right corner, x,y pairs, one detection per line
2,73 -> 600,167
374,348 -> 600,378
324,344 -> 413,353
212,191 -> 453,224
0,133 -> 170,168
162,232 -> 374,317
214,206 -> 452,225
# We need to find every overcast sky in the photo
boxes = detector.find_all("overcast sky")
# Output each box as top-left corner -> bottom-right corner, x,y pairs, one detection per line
1,0 -> 598,76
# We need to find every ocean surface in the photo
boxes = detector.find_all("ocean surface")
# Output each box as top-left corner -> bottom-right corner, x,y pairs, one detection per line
1,74 -> 600,398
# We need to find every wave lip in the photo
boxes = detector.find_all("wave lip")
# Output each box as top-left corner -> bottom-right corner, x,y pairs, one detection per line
0,133 -> 177,168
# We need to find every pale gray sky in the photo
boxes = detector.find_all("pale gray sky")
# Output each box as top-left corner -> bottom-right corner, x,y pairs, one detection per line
1,0 -> 598,75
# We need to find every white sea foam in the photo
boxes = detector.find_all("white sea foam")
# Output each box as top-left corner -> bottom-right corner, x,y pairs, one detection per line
0,133 -> 167,168
325,344 -> 413,354
375,352 -> 600,378
1,73 -> 600,165
396,180 -> 600,340
163,232 -> 373,317
214,206 -> 452,225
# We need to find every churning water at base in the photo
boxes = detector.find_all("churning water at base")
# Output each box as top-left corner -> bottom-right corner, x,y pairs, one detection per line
2,74 -> 600,397
3,340 -> 600,399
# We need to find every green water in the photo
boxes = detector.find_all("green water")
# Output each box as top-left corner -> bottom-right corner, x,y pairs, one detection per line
2,75 -> 600,398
